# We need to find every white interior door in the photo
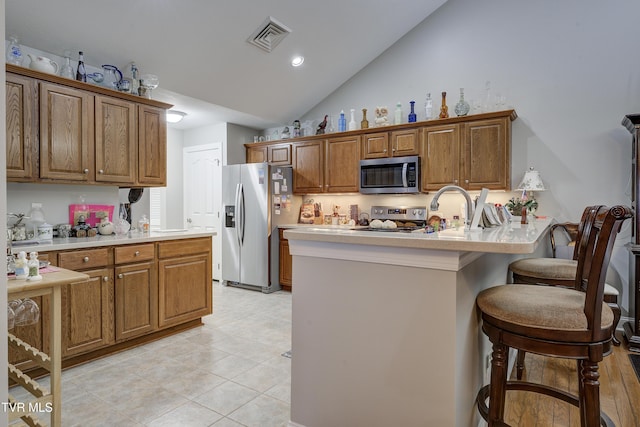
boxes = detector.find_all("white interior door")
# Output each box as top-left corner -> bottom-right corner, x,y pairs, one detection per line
183,143 -> 222,280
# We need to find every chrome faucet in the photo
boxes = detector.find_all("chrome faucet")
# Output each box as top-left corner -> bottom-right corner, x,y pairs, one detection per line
429,185 -> 474,230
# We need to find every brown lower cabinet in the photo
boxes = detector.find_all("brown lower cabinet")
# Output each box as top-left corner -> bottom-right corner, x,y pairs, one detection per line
279,229 -> 293,291
8,236 -> 212,370
157,237 -> 212,328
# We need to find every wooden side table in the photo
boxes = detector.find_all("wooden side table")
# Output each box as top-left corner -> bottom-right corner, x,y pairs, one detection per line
7,268 -> 89,427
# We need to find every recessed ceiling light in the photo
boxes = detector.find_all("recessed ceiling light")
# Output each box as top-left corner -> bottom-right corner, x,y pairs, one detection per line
166,110 -> 187,123
291,56 -> 304,67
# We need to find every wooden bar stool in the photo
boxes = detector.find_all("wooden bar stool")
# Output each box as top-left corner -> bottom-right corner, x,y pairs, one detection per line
475,205 -> 631,427
509,212 -> 622,362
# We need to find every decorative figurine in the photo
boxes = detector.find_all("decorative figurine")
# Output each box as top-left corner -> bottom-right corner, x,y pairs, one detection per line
293,120 -> 301,137
361,108 -> 369,129
281,126 -> 290,139
439,92 -> 449,119
374,106 -> 389,127
316,115 -> 328,135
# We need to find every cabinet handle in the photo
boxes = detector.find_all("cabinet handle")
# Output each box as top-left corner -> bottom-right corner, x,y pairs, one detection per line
83,168 -> 89,174
134,251 -> 140,256
465,179 -> 469,184
118,273 -> 123,279
98,169 -> 104,174
103,276 -> 108,282
83,256 -> 89,263
383,149 -> 387,153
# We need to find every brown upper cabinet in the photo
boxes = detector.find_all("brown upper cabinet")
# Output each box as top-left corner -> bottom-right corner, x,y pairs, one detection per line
361,129 -> 418,159
249,110 -> 516,195
420,114 -> 512,191
6,73 -> 37,180
291,135 -> 360,194
292,140 -> 325,193
247,142 -> 291,165
39,82 -> 95,182
5,64 -> 171,187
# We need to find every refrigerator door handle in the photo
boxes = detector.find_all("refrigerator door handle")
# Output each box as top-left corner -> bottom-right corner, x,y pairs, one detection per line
234,183 -> 242,247
239,183 -> 246,245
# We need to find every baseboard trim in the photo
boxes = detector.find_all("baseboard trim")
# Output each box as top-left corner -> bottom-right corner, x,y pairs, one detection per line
288,421 -> 306,427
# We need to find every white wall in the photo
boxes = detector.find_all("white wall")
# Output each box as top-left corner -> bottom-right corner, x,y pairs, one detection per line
227,123 -> 259,164
299,0 -> 640,316
162,127 -> 184,228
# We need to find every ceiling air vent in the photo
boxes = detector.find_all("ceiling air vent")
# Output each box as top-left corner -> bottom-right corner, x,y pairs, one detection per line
247,16 -> 292,53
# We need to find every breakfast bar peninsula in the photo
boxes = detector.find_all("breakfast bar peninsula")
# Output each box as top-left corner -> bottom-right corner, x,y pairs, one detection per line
284,218 -> 552,427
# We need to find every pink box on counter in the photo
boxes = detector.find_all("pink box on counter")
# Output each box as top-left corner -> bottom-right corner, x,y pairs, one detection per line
69,204 -> 114,227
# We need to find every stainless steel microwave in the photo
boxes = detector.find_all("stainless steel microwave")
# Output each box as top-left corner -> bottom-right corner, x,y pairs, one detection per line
359,155 -> 420,194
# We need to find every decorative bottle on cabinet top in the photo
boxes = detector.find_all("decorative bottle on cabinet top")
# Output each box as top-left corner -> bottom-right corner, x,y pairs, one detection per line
338,110 -> 346,132
425,93 -> 433,120
395,102 -> 402,125
439,92 -> 449,119
349,108 -> 357,130
408,101 -> 417,123
454,88 -> 470,116
361,108 -> 369,129
76,51 -> 86,82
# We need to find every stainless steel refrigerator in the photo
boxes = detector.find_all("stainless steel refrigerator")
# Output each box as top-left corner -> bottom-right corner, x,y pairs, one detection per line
221,163 -> 300,293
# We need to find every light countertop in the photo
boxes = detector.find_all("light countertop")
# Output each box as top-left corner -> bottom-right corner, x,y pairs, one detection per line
10,229 -> 215,253
283,218 -> 552,254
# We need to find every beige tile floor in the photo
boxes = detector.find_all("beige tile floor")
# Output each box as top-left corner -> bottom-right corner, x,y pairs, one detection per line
9,282 -> 292,427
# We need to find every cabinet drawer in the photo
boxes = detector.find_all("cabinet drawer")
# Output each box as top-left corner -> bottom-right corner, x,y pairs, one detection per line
157,237 -> 212,259
58,248 -> 111,270
114,243 -> 155,264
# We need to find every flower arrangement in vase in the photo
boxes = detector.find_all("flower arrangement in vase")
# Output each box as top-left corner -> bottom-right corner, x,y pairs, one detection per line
505,197 -> 538,216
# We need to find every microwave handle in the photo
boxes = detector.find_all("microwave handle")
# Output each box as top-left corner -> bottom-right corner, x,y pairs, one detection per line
402,162 -> 408,188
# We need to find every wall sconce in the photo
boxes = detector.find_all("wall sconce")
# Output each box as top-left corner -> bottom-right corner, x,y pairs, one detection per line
166,110 -> 187,123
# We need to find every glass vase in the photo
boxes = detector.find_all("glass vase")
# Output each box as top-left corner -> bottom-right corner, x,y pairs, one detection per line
454,88 -> 470,116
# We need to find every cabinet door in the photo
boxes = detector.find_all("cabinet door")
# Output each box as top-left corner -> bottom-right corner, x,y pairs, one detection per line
325,135 -> 360,192
61,268 -> 114,357
138,104 -> 167,186
158,253 -> 212,329
115,261 -> 157,341
462,117 -> 510,190
392,129 -> 419,157
95,96 -> 137,184
362,132 -> 390,159
247,146 -> 267,163
293,140 -> 324,194
268,143 -> 292,165
6,73 -> 37,180
420,124 -> 460,192
39,82 -> 94,181
279,229 -> 292,289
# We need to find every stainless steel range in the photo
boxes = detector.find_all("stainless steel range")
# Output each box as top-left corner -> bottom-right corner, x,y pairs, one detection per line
363,205 -> 428,232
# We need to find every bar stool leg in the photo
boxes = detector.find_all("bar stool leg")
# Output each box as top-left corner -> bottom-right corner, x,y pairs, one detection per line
488,343 -> 509,425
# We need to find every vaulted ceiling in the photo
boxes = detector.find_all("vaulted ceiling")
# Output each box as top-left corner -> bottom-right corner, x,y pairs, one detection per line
6,0 -> 447,129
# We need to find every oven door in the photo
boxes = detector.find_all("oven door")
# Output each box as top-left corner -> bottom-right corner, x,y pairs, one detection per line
359,155 -> 420,194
